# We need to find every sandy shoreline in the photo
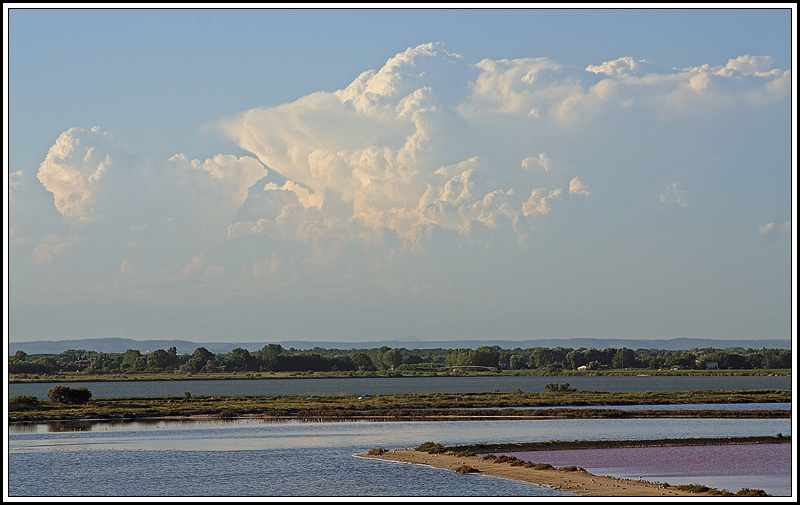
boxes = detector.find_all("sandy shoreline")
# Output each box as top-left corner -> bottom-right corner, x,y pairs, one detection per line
359,449 -> 712,497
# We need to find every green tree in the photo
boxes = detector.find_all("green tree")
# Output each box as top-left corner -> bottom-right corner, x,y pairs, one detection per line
403,354 -> 423,365
472,346 -> 500,367
224,347 -> 257,372
261,344 -> 284,358
532,348 -> 555,368
351,352 -> 375,371
565,350 -> 580,370
508,354 -> 526,370
183,347 -> 216,373
254,344 -> 284,371
612,347 -> 637,369
146,349 -> 175,372
667,351 -> 696,369
648,357 -> 662,370
443,347 -> 500,368
725,352 -> 750,370
444,348 -> 473,367
382,349 -> 403,370
121,349 -> 146,372
34,357 -> 58,374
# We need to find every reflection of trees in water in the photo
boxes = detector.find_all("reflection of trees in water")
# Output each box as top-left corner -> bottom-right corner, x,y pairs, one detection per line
47,421 -> 93,432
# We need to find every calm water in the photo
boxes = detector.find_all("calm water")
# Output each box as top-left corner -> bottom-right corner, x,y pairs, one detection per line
8,375 -> 794,497
8,374 -> 792,399
498,443 -> 793,496
8,417 -> 792,497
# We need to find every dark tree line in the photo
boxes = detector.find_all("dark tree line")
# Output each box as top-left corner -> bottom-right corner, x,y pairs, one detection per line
8,344 -> 791,376
500,346 -> 791,371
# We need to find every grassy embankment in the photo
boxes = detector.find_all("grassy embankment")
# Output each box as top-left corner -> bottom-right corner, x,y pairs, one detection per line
9,389 -> 790,422
8,368 -> 791,383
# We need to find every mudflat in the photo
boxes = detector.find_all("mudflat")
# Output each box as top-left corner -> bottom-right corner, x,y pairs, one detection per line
360,449 -> 711,497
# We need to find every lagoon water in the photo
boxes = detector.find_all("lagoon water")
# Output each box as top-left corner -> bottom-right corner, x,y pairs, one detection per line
8,375 -> 794,497
8,417 -> 792,497
8,374 -> 792,399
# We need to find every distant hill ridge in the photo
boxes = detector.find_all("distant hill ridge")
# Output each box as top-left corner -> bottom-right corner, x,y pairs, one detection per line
7,336 -> 791,355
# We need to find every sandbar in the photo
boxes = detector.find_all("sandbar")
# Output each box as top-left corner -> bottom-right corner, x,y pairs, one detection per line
360,449 -> 712,497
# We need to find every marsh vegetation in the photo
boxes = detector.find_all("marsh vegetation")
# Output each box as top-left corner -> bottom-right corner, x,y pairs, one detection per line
9,388 -> 790,422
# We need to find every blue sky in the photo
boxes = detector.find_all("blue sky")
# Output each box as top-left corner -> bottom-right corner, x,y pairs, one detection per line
5,6 -> 795,344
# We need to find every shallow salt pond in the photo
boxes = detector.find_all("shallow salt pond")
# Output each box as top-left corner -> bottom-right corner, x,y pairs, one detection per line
498,443 -> 793,496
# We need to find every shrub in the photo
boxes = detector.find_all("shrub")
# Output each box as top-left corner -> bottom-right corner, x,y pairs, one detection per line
493,455 -> 517,464
415,442 -> 447,454
367,447 -> 386,455
533,463 -> 554,470
676,484 -> 710,493
454,465 -> 479,474
707,489 -> 734,496
47,385 -> 92,404
544,381 -> 577,392
735,488 -> 770,497
9,395 -> 40,410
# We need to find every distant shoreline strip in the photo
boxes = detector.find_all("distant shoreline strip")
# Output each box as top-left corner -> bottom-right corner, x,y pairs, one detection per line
446,435 -> 791,454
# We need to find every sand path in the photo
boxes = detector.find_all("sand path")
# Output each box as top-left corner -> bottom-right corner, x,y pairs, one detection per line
359,449 -> 712,497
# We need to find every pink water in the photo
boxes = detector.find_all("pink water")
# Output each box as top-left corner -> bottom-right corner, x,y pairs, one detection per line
500,443 -> 792,496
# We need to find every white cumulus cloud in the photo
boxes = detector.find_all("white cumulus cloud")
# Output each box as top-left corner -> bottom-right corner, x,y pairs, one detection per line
15,43 -> 791,299
659,181 -> 688,207
218,44 -> 604,246
759,221 -> 791,234
36,126 -> 131,223
32,233 -> 83,265
569,177 -> 591,196
217,43 -> 788,254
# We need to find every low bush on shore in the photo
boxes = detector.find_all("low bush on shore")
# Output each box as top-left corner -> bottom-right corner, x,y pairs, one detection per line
675,483 -> 711,493
454,465 -> 480,474
452,450 -> 475,457
664,483 -> 770,496
415,442 -> 447,454
490,455 -> 583,472
493,455 -> 517,464
734,488 -> 770,496
367,447 -> 386,455
9,395 -> 40,410
47,385 -> 92,405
